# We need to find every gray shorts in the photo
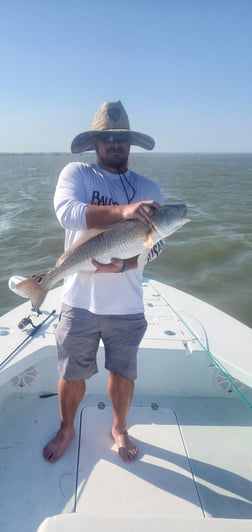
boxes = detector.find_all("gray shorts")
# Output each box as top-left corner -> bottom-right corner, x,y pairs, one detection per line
55,304 -> 147,381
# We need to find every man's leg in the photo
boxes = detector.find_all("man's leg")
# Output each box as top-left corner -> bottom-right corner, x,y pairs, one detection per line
44,305 -> 100,463
108,371 -> 138,462
43,378 -> 85,463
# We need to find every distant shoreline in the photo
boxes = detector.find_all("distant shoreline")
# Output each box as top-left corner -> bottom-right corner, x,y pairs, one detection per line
1,152 -> 252,156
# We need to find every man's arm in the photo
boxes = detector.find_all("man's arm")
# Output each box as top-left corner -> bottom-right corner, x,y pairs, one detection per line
86,200 -> 160,229
92,255 -> 139,274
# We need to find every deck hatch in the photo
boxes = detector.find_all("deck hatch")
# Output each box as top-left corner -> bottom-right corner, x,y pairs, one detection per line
75,405 -> 203,518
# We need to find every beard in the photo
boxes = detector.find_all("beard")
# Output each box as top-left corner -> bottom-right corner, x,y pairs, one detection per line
97,146 -> 129,172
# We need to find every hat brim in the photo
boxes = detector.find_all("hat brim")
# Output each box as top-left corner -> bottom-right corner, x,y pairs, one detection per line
71,130 -> 155,153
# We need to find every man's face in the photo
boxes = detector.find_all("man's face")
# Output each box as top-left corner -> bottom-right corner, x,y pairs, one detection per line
93,132 -> 131,173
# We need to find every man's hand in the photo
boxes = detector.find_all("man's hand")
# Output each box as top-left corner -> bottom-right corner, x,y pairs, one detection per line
121,200 -> 160,225
91,258 -> 125,274
86,200 -> 160,229
91,255 -> 139,273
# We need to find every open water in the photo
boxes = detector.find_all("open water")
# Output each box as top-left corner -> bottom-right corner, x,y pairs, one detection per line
0,153 -> 251,328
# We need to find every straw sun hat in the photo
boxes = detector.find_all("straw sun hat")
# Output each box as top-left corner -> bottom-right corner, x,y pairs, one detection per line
71,100 -> 155,153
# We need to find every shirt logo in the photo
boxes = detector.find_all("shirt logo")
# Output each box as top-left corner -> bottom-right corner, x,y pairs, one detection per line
91,190 -> 119,206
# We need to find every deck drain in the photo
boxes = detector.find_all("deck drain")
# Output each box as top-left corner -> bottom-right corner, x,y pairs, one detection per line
11,366 -> 38,387
213,369 -> 244,394
151,402 -> 159,410
0,326 -> 12,336
98,401 -> 106,409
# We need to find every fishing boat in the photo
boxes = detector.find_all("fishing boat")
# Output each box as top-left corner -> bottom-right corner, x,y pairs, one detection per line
0,277 -> 251,532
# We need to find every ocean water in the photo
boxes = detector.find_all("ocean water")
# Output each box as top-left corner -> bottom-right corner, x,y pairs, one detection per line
0,153 -> 251,328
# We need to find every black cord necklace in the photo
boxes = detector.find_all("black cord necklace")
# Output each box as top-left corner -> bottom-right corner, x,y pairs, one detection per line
118,172 -> 136,204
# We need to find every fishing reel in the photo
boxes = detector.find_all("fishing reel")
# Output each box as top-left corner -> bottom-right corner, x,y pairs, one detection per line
18,316 -> 37,331
17,307 -> 43,330
8,276 -> 42,331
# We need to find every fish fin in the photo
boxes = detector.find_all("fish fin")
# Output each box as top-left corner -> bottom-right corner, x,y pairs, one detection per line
55,228 -> 105,268
16,275 -> 48,310
74,228 -> 106,244
143,231 -> 154,249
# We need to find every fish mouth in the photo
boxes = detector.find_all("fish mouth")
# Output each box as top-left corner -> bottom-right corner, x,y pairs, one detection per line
175,217 -> 190,228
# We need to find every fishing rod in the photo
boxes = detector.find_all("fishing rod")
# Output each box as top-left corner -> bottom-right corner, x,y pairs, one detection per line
0,309 -> 57,370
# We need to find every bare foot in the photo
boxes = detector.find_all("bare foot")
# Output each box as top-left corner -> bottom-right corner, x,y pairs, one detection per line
43,425 -> 75,463
112,428 -> 138,462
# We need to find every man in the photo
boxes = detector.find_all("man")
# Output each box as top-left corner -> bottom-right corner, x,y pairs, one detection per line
43,100 -> 163,464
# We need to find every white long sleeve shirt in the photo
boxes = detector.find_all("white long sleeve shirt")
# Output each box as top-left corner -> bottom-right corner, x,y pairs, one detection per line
54,162 -> 163,314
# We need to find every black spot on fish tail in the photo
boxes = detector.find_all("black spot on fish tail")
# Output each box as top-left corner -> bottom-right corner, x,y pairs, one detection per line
16,275 -> 49,310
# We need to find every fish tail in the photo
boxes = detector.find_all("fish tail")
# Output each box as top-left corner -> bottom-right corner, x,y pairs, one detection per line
16,274 -> 49,310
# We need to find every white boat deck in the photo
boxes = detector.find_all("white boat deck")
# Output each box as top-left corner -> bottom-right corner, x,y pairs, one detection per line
0,279 -> 252,531
1,390 -> 251,532
76,405 -> 201,517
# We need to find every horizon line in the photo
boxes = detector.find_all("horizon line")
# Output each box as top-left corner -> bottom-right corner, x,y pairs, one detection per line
0,151 -> 252,156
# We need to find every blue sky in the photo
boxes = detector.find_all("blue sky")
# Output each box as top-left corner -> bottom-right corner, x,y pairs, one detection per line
0,0 -> 251,153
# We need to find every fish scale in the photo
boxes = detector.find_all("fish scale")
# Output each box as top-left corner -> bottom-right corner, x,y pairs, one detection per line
45,220 -> 154,285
